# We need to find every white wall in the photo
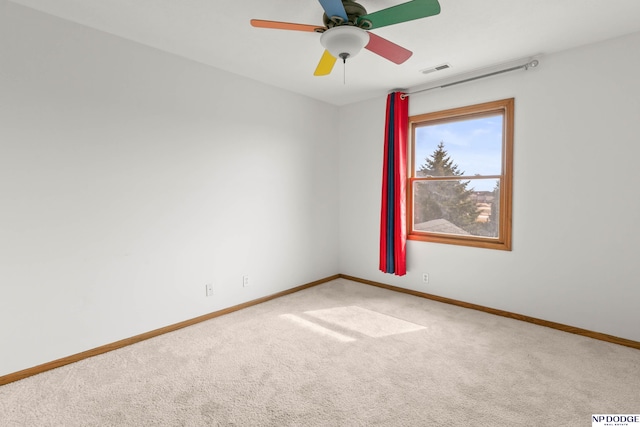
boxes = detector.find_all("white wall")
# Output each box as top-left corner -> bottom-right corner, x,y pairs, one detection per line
0,2 -> 339,376
339,31 -> 640,342
2,1 -> 639,380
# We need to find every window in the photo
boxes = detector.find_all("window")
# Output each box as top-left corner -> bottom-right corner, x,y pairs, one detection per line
408,98 -> 514,250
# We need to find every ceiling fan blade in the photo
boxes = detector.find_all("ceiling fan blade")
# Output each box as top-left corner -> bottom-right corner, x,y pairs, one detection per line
358,0 -> 441,30
317,0 -> 348,21
250,19 -> 324,32
365,33 -> 412,64
314,50 -> 337,76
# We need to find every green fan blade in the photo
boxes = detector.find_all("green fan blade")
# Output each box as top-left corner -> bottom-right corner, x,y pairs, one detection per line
358,0 -> 441,30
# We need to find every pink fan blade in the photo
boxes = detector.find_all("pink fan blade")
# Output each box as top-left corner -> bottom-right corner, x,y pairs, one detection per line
365,32 -> 412,64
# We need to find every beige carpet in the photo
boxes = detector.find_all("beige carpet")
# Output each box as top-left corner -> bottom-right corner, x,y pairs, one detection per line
1,278 -> 639,426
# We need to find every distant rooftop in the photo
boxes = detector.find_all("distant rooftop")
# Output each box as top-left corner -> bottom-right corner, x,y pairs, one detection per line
414,219 -> 470,235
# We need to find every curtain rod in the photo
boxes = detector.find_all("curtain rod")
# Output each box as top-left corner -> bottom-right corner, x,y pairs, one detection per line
400,59 -> 539,99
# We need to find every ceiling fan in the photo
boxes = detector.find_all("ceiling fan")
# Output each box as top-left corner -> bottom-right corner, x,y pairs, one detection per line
250,0 -> 441,76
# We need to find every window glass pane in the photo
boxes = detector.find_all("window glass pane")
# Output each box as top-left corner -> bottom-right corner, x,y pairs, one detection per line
413,179 -> 500,238
415,115 -> 503,176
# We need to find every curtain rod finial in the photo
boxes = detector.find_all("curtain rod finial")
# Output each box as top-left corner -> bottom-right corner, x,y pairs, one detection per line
526,59 -> 539,69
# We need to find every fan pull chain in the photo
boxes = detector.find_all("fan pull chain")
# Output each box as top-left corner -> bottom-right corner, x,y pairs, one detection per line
343,59 -> 346,84
339,53 -> 348,85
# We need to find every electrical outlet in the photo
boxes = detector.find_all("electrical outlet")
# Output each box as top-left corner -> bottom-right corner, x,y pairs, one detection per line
422,273 -> 429,284
205,283 -> 213,297
242,274 -> 249,287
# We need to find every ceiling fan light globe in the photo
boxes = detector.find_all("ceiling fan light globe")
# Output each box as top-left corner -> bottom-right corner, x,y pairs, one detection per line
320,26 -> 369,59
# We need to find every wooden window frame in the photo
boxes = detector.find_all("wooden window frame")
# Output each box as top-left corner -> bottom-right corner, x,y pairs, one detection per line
407,98 -> 514,250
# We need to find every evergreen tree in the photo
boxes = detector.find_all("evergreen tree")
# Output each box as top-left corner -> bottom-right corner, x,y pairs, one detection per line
485,181 -> 500,237
414,142 -> 479,229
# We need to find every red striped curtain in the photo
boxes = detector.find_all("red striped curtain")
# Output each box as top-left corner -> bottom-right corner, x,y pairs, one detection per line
379,92 -> 408,276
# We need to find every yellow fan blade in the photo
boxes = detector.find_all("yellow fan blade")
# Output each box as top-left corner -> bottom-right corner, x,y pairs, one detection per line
314,50 -> 337,76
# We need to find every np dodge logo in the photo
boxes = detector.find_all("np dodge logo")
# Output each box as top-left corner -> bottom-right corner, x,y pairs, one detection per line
593,414 -> 640,426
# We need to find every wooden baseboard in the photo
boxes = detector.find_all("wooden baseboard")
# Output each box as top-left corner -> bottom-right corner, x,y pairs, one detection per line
3,272 -> 637,386
339,274 -> 640,351
0,274 -> 340,386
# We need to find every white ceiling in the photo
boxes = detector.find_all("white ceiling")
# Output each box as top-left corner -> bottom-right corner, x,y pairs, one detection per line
9,0 -> 640,106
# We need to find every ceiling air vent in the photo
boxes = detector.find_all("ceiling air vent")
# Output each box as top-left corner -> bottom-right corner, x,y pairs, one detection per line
420,63 -> 451,74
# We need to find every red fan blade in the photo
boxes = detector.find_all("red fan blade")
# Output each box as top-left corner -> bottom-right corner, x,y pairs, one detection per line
250,19 -> 324,32
365,32 -> 412,64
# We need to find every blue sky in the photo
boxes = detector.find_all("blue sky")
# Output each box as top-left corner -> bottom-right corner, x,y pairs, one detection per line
414,114 -> 503,191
